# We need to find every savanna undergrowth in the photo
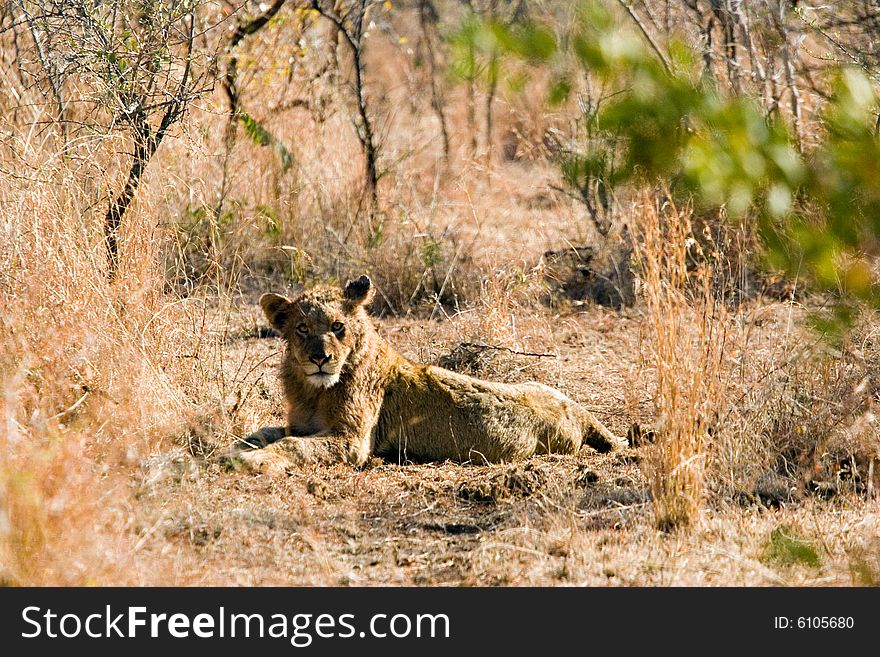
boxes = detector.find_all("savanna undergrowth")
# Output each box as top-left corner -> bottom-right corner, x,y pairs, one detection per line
634,193 -> 731,530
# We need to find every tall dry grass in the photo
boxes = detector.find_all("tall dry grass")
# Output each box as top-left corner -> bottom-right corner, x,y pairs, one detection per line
0,126 -> 210,583
633,193 -> 731,530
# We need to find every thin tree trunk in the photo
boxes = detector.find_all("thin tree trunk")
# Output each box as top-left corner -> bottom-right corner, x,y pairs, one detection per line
484,56 -> 497,163
483,0 -> 498,163
310,0 -> 379,211
467,74 -> 477,159
351,40 -> 378,210
219,0 -> 288,218
222,0 -> 287,131
617,0 -> 672,75
419,0 -> 450,164
104,110 -> 154,281
774,1 -> 803,151
738,3 -> 766,91
710,0 -> 741,92
104,12 -> 195,280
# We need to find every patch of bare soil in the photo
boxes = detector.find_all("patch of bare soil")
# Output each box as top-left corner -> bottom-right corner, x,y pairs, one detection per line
132,446 -> 648,585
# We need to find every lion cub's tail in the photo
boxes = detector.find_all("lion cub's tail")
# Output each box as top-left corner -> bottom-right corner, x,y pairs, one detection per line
580,409 -> 628,453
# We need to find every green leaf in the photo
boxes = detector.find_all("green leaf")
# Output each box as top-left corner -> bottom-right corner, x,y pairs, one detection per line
495,23 -> 557,62
239,112 -> 294,172
240,111 -> 271,146
257,204 -> 281,240
547,77 -> 571,106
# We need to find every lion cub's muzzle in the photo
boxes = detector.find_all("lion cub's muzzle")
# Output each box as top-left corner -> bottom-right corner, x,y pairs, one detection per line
300,351 -> 344,388
309,353 -> 331,369
304,351 -> 336,375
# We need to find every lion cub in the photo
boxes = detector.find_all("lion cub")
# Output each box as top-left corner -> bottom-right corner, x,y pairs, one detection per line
231,275 -> 625,473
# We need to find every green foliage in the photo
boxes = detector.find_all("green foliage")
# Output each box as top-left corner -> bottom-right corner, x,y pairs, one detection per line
421,239 -> 443,270
368,214 -> 386,249
490,22 -> 557,62
448,14 -> 558,94
280,246 -> 311,285
239,112 -> 294,172
180,203 -> 235,238
546,76 -> 571,106
448,15 -> 481,82
762,525 -> 821,569
256,204 -> 281,241
457,0 -> 880,329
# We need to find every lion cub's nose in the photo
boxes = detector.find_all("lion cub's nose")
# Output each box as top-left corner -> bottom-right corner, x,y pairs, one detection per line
310,354 -> 331,367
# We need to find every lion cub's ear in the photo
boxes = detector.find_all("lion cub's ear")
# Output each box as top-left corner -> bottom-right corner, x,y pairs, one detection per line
343,275 -> 374,308
260,293 -> 292,331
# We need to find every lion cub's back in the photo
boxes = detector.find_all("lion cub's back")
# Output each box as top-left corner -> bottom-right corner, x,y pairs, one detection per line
372,364 -> 586,463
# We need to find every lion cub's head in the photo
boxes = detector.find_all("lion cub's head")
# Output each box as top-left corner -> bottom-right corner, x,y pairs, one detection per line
260,275 -> 375,389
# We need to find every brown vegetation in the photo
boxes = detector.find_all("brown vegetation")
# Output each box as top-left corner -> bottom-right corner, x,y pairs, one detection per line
1,0 -> 878,586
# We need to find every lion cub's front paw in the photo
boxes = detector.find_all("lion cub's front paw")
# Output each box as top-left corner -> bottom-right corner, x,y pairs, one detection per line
224,448 -> 290,476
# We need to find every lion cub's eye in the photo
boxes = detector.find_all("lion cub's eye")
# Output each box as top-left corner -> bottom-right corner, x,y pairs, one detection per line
331,321 -> 344,333
295,323 -> 309,336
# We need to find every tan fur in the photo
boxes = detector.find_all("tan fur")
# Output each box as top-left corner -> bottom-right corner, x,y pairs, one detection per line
230,275 -> 626,474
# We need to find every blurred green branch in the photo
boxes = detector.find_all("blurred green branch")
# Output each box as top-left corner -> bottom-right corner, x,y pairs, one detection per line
454,0 -> 880,333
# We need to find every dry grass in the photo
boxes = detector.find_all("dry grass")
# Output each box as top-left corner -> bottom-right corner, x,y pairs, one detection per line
633,194 -> 731,530
0,148 -> 185,584
1,1 -> 879,586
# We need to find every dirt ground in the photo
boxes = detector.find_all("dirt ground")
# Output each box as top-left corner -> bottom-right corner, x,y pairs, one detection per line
124,300 -> 880,586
